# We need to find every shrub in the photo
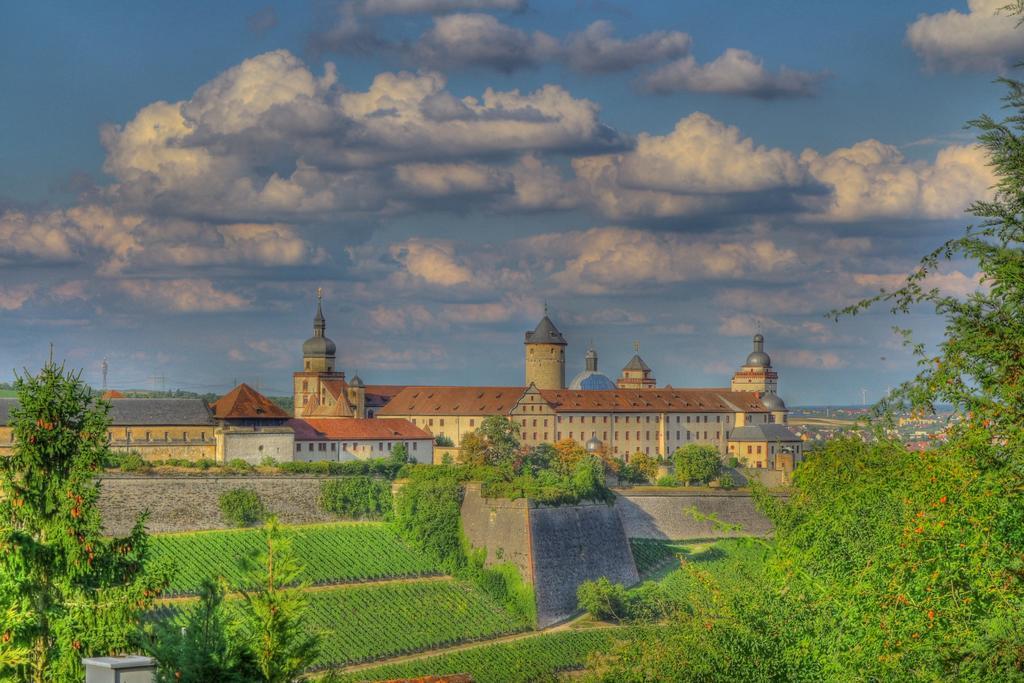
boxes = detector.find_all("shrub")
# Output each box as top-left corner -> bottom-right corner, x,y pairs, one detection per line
726,456 -> 740,468
718,472 -> 736,489
656,475 -> 679,487
117,451 -> 148,472
435,434 -> 454,447
227,458 -> 253,472
218,488 -> 266,527
460,549 -> 536,626
260,456 -> 278,467
392,469 -> 465,573
319,477 -> 392,519
577,577 -> 629,621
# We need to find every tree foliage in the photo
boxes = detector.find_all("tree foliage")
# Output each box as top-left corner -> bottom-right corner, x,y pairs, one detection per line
672,444 -> 719,485
148,579 -> 257,682
587,62 -> 1024,682
0,364 -> 168,682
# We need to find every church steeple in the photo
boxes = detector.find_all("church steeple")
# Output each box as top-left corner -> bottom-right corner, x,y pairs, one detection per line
302,288 -> 336,372
313,287 -> 326,336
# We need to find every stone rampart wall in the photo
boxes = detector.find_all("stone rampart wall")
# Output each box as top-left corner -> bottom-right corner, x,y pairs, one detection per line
460,484 -> 533,582
460,485 -> 638,628
528,501 -> 638,627
615,489 -> 781,539
97,474 -> 340,535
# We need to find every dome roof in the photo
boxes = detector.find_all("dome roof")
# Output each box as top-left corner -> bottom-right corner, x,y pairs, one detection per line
303,335 -> 336,358
585,434 -> 603,452
569,370 -> 617,391
745,350 -> 771,367
760,392 -> 786,410
744,333 -> 771,367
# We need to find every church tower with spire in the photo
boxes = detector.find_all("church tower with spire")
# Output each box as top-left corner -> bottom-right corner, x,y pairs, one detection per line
293,289 -> 344,417
524,306 -> 567,390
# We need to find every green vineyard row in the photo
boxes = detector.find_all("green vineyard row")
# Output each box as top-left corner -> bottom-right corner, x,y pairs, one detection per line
150,523 -> 443,595
156,578 -> 530,668
326,626 -> 663,683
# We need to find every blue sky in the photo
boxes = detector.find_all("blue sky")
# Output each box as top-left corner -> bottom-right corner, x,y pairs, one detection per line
0,0 -> 1017,404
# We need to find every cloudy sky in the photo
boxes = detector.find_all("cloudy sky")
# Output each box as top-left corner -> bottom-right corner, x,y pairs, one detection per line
0,1 -> 1014,404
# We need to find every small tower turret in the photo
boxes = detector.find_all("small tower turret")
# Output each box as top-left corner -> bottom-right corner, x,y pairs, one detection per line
348,373 -> 366,419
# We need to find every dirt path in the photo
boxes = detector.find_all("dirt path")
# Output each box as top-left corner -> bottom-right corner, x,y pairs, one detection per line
156,574 -> 452,605
320,614 -> 617,679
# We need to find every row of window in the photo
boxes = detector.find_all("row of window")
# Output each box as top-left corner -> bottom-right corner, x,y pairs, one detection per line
519,430 -> 722,445
124,430 -> 207,442
295,440 -> 421,453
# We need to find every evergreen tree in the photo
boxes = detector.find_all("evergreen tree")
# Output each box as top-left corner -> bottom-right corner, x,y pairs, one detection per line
0,363 -> 169,682
236,517 -> 318,682
148,579 -> 257,682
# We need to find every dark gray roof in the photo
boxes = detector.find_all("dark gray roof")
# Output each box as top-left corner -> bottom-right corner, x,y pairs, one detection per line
623,354 -> 651,372
0,398 -> 214,426
728,424 -> 800,442
760,392 -> 786,410
524,316 -> 567,345
303,335 -> 336,358
108,399 -> 215,425
745,351 -> 771,367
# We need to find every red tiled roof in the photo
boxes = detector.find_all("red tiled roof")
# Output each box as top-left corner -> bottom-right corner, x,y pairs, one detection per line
299,418 -> 433,441
538,388 -> 768,413
211,383 -> 290,420
376,386 -> 526,417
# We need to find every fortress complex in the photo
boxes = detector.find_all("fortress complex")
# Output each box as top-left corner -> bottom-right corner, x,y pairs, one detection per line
293,296 -> 803,470
0,295 -> 801,470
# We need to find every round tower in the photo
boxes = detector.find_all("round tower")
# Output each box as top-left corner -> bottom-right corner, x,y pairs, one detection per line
524,308 -> 567,390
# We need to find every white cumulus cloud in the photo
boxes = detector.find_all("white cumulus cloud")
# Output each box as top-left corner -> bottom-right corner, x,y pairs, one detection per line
643,48 -> 827,98
907,0 -> 1024,72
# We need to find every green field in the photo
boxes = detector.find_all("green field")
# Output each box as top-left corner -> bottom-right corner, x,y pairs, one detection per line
0,389 -> 15,398
151,523 -> 442,595
157,579 -> 530,669
629,539 -> 693,575
642,538 -> 770,601
327,626 -> 660,683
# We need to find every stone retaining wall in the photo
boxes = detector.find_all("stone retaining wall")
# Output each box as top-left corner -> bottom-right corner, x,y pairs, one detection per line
97,474 -> 342,535
614,489 -> 781,539
460,484 -> 638,628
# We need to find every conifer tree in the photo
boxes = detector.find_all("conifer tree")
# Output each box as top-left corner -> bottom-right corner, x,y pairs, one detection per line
0,363 -> 169,682
236,517 -> 318,682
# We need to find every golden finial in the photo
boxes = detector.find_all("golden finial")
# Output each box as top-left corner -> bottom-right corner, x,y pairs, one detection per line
633,340 -> 640,354
317,287 -> 323,301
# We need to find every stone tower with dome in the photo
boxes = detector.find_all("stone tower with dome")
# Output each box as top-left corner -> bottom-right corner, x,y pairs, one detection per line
524,308 -> 567,390
292,289 -> 345,417
731,333 -> 788,423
